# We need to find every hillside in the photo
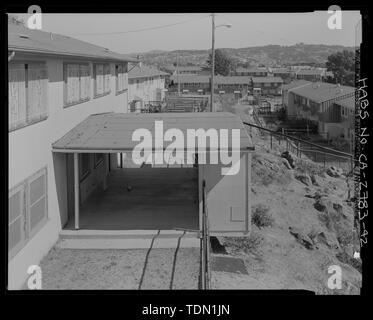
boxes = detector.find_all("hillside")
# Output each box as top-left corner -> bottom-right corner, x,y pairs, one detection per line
131,44 -> 355,69
210,99 -> 362,294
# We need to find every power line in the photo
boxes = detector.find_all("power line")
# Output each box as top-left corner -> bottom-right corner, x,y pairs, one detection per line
68,14 -> 210,36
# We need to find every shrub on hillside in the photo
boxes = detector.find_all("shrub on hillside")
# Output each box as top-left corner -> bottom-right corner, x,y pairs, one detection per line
252,204 -> 274,228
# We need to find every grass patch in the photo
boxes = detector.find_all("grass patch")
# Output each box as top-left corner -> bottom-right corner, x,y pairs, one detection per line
222,233 -> 264,255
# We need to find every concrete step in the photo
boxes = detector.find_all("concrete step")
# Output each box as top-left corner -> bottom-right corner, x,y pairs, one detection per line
60,229 -> 200,240
56,236 -> 200,250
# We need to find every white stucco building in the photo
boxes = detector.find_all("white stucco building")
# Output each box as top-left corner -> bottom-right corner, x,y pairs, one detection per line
128,63 -> 168,112
8,22 -> 135,289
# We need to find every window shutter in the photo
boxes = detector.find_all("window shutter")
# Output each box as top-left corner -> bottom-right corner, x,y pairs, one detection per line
27,63 -> 48,122
104,64 -> 111,93
95,64 -> 104,95
79,64 -> 91,100
27,168 -> 47,236
8,63 -> 27,130
66,64 -> 80,104
8,184 -> 25,257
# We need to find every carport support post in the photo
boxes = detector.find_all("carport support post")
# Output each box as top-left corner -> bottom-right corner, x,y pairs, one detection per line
74,153 -> 80,230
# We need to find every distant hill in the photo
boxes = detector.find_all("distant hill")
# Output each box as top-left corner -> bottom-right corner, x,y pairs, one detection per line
131,44 -> 355,69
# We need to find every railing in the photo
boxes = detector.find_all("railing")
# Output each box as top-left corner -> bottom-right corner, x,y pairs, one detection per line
200,180 -> 211,290
252,107 -> 264,128
243,121 -> 355,174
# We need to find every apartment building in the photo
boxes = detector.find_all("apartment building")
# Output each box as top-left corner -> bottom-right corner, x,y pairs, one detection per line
168,75 -> 252,95
128,63 -> 168,112
282,80 -> 312,112
270,68 -> 294,83
295,68 -> 326,82
8,22 -> 135,289
251,77 -> 283,95
285,81 -> 355,140
163,65 -> 203,75
231,67 -> 268,77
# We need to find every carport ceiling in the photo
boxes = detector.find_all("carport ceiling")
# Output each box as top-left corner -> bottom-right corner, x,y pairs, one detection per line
52,112 -> 254,152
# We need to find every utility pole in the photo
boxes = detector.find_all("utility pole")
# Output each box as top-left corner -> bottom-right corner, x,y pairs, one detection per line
177,54 -> 180,96
210,13 -> 215,112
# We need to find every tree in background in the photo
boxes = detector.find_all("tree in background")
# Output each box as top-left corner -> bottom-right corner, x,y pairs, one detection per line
325,50 -> 355,86
205,49 -> 234,76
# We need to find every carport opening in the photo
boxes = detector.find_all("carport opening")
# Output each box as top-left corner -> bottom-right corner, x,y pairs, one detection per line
64,153 -> 199,231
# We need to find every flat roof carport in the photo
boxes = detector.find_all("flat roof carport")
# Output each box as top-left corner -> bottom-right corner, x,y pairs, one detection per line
52,112 -> 253,153
51,112 -> 254,230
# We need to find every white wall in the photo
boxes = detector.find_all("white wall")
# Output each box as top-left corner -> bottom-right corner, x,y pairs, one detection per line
8,53 -> 129,289
128,76 -> 165,106
199,153 -> 251,236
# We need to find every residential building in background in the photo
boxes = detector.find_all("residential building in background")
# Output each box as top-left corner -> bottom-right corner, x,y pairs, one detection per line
270,67 -> 294,83
295,68 -> 326,82
285,81 -> 355,141
231,67 -> 268,77
8,22 -> 135,289
163,65 -> 203,75
128,63 -> 168,112
169,75 -> 252,95
251,77 -> 283,95
282,80 -> 312,113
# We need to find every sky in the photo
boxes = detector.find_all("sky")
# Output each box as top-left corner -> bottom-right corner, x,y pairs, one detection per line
15,12 -> 362,54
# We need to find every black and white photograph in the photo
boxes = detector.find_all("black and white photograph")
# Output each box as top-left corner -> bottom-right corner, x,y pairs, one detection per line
4,4 -> 370,300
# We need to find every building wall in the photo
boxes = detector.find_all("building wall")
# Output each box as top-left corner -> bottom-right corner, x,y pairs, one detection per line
296,74 -> 323,82
287,91 -> 355,141
8,53 -> 128,289
128,76 -> 165,107
253,83 -> 282,95
199,153 -> 252,236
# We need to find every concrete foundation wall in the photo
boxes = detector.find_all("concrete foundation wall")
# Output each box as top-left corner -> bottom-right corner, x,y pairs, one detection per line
8,54 -> 128,289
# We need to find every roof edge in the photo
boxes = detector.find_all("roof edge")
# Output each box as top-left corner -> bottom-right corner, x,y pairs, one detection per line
8,46 -> 139,63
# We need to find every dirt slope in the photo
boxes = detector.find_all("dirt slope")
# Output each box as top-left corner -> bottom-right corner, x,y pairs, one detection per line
213,103 -> 362,294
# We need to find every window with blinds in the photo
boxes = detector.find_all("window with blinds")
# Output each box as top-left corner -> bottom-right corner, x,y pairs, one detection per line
8,62 -> 48,131
27,169 -> 48,237
115,63 -> 128,94
9,184 -> 26,258
8,167 -> 48,259
63,63 -> 91,107
94,63 -> 111,97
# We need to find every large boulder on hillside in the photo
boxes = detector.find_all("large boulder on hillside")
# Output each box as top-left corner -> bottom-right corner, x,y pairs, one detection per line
281,158 -> 292,170
326,166 -> 344,178
314,231 -> 340,250
310,174 -> 323,186
314,196 -> 345,216
289,226 -> 315,250
295,173 -> 312,186
281,151 -> 295,168
314,195 -> 351,235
